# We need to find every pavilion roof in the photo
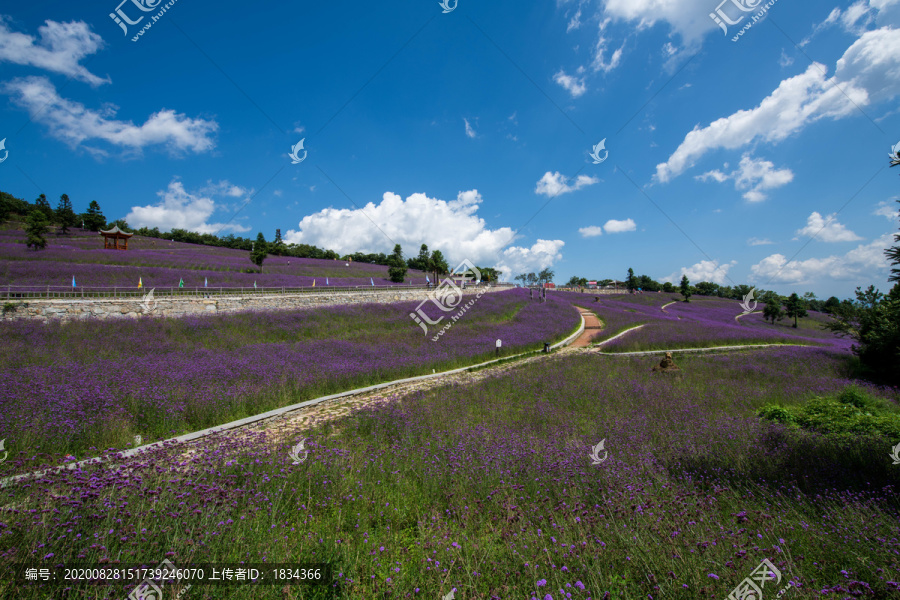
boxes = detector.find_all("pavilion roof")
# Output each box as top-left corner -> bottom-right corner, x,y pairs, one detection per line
99,226 -> 134,237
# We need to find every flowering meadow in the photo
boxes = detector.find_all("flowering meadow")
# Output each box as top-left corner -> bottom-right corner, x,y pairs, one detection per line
0,288 -> 578,467
551,291 -> 848,352
0,327 -> 897,598
0,229 -> 428,289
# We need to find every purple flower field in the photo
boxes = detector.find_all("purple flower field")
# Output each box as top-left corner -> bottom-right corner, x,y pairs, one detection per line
0,228 -> 428,289
0,288 -> 579,467
551,291 -> 849,352
0,326 -> 897,599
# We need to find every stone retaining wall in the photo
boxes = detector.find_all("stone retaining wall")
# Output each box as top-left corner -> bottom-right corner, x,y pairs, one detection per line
0,286 -> 512,322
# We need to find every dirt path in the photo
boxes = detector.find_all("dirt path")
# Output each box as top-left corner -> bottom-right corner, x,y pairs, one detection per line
568,306 -> 603,348
661,301 -> 676,311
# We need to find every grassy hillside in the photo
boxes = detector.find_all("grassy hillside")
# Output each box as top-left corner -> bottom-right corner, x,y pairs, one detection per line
0,226 -> 428,289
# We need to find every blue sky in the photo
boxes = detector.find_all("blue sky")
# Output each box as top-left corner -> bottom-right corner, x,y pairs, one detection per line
1,0 -> 899,297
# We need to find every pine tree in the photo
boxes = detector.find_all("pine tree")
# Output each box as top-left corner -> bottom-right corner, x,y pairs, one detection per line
56,194 -> 76,234
83,200 -> 106,231
388,244 -> 407,283
680,275 -> 692,302
250,232 -> 268,272
26,210 -> 49,250
34,194 -> 54,222
784,293 -> 808,328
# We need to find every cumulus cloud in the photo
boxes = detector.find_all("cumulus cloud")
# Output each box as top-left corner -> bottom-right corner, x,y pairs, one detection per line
663,259 -> 736,285
602,0 -> 726,45
126,179 -> 251,234
0,17 -> 109,86
578,226 -> 604,238
603,218 -> 636,233
695,154 -> 794,202
494,239 -> 566,281
874,198 -> 898,219
2,76 -> 218,155
795,212 -> 863,242
283,190 -> 563,277
750,234 -> 893,283
535,171 -> 599,197
656,27 -> 900,183
553,68 -> 587,98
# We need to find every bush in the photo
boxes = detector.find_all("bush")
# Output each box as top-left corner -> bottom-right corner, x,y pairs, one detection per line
758,386 -> 900,438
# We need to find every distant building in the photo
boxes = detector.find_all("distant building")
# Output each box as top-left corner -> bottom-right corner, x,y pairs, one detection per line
543,282 -> 556,289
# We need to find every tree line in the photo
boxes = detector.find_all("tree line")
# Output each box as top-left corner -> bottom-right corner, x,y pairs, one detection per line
1,190 -> 500,284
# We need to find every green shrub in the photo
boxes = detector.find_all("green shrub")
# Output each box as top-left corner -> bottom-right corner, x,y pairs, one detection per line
757,386 -> 900,438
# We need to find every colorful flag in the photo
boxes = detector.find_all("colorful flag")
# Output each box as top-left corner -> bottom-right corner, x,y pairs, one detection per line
178,278 -> 184,288
371,277 -> 375,286
312,279 -> 316,287
326,277 -> 329,286
426,275 -> 430,283
204,277 -> 208,288
138,277 -> 143,289
254,281 -> 257,289
72,276 -> 76,288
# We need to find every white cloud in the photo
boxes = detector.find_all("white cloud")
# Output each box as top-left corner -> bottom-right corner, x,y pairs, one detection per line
567,8 -> 583,32
579,226 -> 604,238
535,171 -> 599,197
779,49 -> 794,67
0,17 -> 109,86
126,179 -> 251,234
601,0 -> 725,45
464,118 -> 477,138
603,218 -> 636,233
283,190 -> 563,277
656,27 -> 900,183
553,69 -> 587,98
874,198 -> 898,219
696,154 -> 793,202
750,234 -> 893,283
796,212 -> 863,242
494,239 -> 566,281
2,76 -> 218,155
663,260 -> 736,285
591,33 -> 624,73
748,237 -> 775,246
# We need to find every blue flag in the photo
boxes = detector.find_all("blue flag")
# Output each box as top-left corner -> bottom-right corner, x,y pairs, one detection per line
204,277 -> 208,288
426,275 -> 430,283
371,277 -> 374,286
254,281 -> 257,289
326,277 -> 329,286
72,276 -> 76,288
